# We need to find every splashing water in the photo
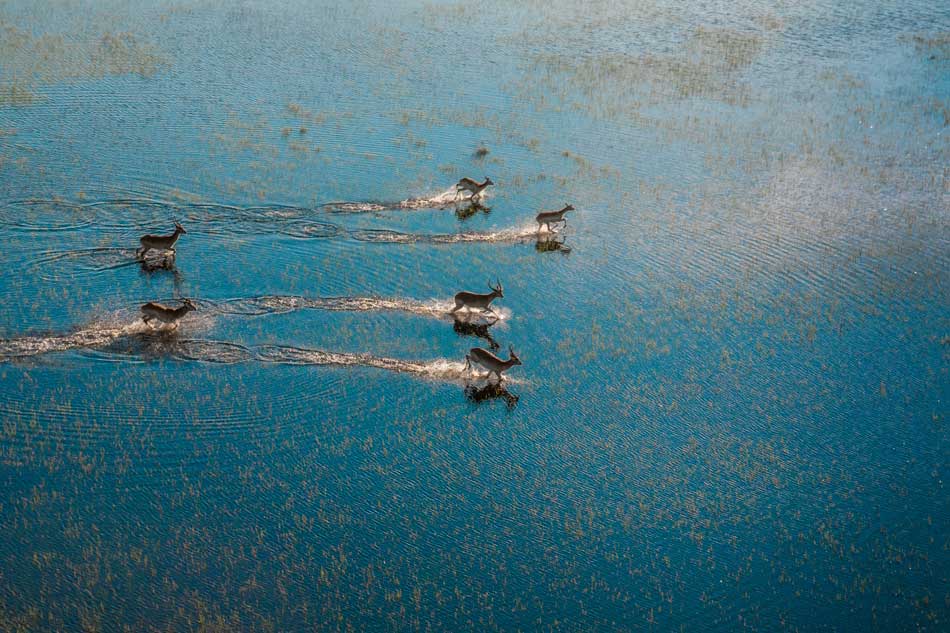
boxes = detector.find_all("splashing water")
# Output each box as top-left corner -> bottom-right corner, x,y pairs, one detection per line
0,316 -> 150,360
0,310 -> 214,361
209,295 -> 510,322
317,185 -> 489,213
350,222 -> 554,245
398,186 -> 487,209
0,327 -> 519,384
254,345 -> 519,384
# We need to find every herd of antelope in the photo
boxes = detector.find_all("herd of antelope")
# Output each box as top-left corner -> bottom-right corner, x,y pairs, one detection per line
134,176 -> 574,385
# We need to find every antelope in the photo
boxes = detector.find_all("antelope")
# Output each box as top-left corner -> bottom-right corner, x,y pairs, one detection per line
465,345 -> 522,381
455,176 -> 493,201
137,222 -> 186,259
141,298 -> 196,329
536,203 -> 574,232
451,279 -> 503,316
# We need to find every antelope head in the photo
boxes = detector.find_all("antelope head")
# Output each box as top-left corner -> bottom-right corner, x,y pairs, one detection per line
175,222 -> 187,234
489,278 -> 504,298
181,298 -> 197,312
483,176 -> 494,186
563,203 -> 575,213
507,345 -> 522,366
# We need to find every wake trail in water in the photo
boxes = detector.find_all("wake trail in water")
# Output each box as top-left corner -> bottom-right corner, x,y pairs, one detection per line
1,198 -> 342,240
0,291 -> 512,364
209,295 -> 511,322
18,220 -> 546,280
0,317 -> 151,360
3,186 -> 484,237
0,310 -> 219,362
349,223 -> 551,245
24,246 -> 143,280
6,194 -> 543,255
0,330 -> 514,384
318,187 -> 486,213
254,345 -> 520,384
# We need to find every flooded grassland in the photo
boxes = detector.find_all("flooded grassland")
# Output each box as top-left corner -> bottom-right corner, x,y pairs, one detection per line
0,0 -> 947,631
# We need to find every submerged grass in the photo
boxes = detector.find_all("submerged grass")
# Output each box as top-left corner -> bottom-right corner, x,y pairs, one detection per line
0,19 -> 166,105
0,0 -> 946,630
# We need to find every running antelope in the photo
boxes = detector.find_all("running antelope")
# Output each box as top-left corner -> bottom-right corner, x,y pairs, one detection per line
455,176 -> 493,201
465,345 -> 522,381
451,279 -> 503,316
141,298 -> 196,329
536,204 -> 574,232
137,222 -> 186,259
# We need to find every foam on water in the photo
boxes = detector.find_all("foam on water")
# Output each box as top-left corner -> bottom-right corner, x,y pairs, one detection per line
210,294 -> 511,322
1,195 -> 535,252
0,308 -> 517,383
350,222 -> 555,245
398,186 -> 486,209
0,320 -> 147,359
318,185 -> 488,213
0,331 -> 521,384
255,344 -> 522,384
0,309 -> 214,361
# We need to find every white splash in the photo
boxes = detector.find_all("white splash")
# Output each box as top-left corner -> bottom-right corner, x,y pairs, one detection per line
0,310 -> 213,361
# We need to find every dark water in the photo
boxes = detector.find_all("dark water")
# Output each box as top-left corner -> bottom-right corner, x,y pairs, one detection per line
1,0 -> 947,630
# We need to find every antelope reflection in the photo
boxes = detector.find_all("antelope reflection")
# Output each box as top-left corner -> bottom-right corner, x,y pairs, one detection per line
139,250 -> 178,273
453,199 -> 491,221
453,313 -> 500,350
464,381 -> 519,409
535,232 -> 571,254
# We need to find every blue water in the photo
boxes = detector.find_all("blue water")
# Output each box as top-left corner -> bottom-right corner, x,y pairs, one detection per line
1,1 -> 947,630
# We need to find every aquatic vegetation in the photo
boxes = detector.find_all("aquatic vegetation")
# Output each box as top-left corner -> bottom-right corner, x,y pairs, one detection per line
525,26 -> 764,119
905,31 -> 950,59
0,19 -> 166,105
0,0 -> 946,630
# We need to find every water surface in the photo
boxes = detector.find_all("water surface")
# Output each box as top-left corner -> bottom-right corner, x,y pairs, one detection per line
0,0 -> 947,630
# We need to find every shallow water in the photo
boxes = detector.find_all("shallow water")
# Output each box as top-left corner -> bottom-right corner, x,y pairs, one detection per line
0,0 -> 947,630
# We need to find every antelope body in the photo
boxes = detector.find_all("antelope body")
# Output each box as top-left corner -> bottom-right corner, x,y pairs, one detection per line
137,223 -> 186,259
451,279 -> 503,316
455,176 -> 493,201
465,345 -> 522,381
536,204 -> 574,232
140,298 -> 196,329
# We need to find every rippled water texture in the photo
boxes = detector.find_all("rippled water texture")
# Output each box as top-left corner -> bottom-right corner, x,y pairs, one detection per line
0,0 -> 947,630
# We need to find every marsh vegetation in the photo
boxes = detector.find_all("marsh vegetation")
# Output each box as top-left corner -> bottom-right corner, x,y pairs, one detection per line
0,0 -> 946,630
